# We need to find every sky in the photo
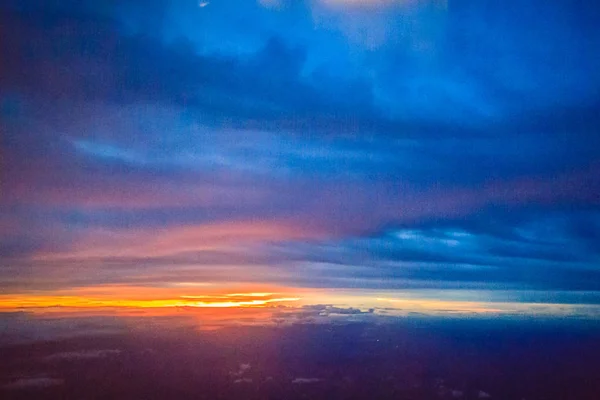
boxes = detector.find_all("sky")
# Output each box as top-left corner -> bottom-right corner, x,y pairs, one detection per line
1,0 -> 600,320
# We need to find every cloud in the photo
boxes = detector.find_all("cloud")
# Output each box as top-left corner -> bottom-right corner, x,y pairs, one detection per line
2,207 -> 600,294
302,304 -> 373,316
292,377 -> 321,384
35,220 -> 321,260
45,349 -> 121,361
2,376 -> 64,390
239,363 -> 251,372
0,7 -> 377,132
230,362 -> 252,379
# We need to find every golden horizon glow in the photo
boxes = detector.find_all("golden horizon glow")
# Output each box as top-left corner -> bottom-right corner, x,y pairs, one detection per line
1,285 -> 599,320
0,284 -> 305,311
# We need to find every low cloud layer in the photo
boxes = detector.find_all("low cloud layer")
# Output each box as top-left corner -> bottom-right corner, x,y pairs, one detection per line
2,376 -> 64,390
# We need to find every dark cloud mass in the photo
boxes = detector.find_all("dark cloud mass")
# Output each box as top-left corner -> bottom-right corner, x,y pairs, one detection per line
0,0 -> 599,307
